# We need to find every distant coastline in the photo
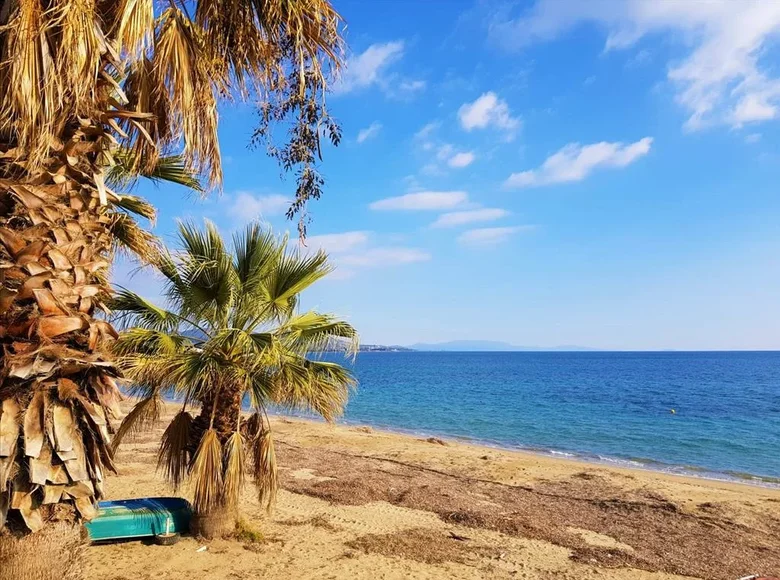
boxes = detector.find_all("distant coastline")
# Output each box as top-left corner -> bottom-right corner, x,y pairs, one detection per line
357,344 -> 415,352
407,340 -> 600,352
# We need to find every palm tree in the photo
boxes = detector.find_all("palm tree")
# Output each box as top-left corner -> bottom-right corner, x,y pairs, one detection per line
0,0 -> 343,573
110,220 -> 357,538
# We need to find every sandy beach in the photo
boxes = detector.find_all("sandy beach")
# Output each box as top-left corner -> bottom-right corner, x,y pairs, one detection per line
86,406 -> 780,580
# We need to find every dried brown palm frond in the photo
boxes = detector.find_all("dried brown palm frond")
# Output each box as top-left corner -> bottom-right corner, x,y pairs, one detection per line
115,0 -> 154,55
111,390 -> 163,451
241,412 -> 263,440
190,428 -> 223,513
222,431 -> 245,508
251,427 -> 277,513
122,56 -> 169,172
51,0 -> 103,116
0,0 -> 56,164
157,410 -> 192,491
153,7 -> 222,187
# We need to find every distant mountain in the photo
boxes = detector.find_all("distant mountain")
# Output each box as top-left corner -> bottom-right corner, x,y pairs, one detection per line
407,340 -> 600,352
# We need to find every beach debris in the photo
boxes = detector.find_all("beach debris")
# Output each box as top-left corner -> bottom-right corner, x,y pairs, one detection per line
422,437 -> 448,446
353,426 -> 373,433
196,545 -> 208,553
448,531 -> 471,541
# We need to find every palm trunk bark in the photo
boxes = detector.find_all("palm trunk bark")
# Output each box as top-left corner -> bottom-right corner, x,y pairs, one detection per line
0,140 -> 122,550
188,384 -> 244,538
0,521 -> 84,580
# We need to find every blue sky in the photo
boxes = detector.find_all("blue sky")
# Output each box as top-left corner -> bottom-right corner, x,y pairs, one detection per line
115,0 -> 780,350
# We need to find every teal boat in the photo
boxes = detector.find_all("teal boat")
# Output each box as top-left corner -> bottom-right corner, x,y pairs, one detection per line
85,497 -> 191,544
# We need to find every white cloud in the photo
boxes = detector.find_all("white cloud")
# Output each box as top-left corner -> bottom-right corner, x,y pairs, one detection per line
431,208 -> 509,228
448,151 -> 476,168
488,0 -> 780,130
339,247 -> 431,268
745,132 -> 762,144
733,94 -> 777,126
504,137 -> 653,188
333,41 -> 424,99
334,41 -> 405,94
227,192 -> 289,221
297,231 -> 430,278
435,144 -> 455,161
399,79 -> 426,93
414,122 -> 440,141
301,231 -> 370,254
357,122 -> 382,144
458,92 -> 520,134
370,191 -> 469,211
458,226 -> 535,246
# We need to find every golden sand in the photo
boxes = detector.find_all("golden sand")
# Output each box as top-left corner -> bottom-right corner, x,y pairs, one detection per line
85,408 -> 780,580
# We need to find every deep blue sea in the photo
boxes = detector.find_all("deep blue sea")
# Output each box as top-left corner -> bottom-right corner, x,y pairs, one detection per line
312,351 -> 780,484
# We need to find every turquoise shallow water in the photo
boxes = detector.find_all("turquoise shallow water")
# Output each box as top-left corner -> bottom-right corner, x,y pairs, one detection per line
304,351 -> 780,483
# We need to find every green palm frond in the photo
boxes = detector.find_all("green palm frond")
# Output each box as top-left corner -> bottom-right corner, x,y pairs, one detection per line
232,223 -> 280,302
271,357 -> 355,422
107,151 -> 204,193
113,327 -> 189,357
279,311 -> 359,356
113,194 -> 157,221
110,289 -> 179,332
264,248 -> 332,320
108,212 -> 161,262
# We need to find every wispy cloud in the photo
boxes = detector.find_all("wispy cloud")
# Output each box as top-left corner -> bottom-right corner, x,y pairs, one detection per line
413,126 -> 476,173
227,192 -> 290,222
339,247 -> 431,268
357,122 -> 382,144
458,226 -> 535,246
370,191 -> 469,211
334,41 -> 424,98
458,92 -> 520,137
487,0 -> 780,130
447,151 -> 476,168
298,230 -> 430,279
431,208 -> 509,228
398,79 -> 426,93
745,132 -> 762,144
333,41 -> 404,94
301,231 -> 370,254
414,121 -> 440,144
504,137 -> 653,188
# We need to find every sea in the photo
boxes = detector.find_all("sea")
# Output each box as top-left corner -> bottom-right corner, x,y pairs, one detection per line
300,351 -> 780,485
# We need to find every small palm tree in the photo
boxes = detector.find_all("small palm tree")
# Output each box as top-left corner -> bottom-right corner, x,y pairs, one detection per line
111,221 -> 358,537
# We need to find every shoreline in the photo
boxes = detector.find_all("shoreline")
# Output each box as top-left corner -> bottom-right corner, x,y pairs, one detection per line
269,410 -> 780,489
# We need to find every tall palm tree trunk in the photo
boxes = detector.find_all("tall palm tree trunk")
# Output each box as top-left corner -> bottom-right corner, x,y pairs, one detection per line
0,144 -> 122,577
